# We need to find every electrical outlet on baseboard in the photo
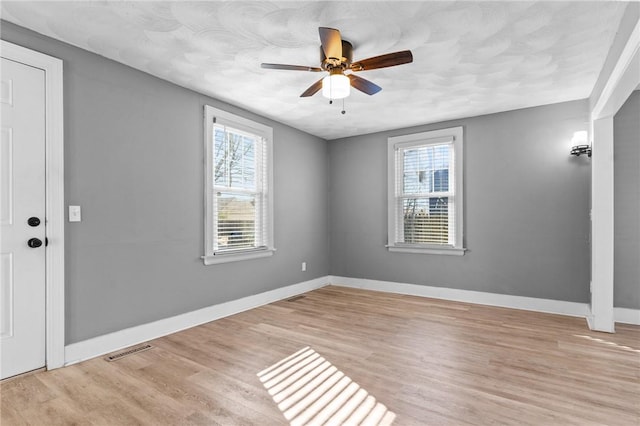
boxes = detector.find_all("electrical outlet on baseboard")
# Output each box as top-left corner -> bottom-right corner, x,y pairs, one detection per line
301,262 -> 307,272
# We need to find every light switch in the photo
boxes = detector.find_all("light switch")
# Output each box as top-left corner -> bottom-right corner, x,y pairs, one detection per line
69,205 -> 81,222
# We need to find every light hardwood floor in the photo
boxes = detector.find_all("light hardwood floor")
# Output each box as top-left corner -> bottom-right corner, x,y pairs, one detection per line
1,286 -> 639,425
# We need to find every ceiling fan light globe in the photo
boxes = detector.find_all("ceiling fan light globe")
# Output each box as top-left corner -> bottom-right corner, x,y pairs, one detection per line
322,74 -> 350,99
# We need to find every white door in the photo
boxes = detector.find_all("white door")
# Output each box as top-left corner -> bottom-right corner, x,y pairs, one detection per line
0,57 -> 47,379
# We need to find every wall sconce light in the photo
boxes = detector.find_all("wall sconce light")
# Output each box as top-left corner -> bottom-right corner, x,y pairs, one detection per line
570,131 -> 591,157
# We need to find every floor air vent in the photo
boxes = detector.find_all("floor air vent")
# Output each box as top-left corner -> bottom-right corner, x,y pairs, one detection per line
105,344 -> 153,362
286,295 -> 306,302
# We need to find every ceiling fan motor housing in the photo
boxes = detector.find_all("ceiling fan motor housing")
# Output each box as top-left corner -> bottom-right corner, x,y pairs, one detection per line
321,40 -> 353,70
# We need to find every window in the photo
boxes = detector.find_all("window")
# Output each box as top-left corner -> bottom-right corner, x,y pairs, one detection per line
203,106 -> 274,264
387,126 -> 465,255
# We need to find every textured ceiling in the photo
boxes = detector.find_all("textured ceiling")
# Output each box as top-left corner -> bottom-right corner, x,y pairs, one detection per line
0,1 -> 628,140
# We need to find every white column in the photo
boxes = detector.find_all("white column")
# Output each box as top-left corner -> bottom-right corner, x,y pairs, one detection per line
589,117 -> 615,332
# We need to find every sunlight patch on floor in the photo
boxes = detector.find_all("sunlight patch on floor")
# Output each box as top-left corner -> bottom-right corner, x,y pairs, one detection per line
573,334 -> 640,353
258,347 -> 396,426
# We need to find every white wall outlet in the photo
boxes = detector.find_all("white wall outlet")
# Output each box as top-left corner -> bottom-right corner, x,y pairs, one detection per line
301,262 -> 307,272
69,205 -> 81,222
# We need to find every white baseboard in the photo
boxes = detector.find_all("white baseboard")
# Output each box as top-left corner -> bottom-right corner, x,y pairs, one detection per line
64,276 -> 329,366
329,276 -> 591,318
614,307 -> 640,325
64,274 -> 638,366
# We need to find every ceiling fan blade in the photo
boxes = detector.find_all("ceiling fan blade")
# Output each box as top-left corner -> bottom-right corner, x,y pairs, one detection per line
351,50 -> 413,71
261,63 -> 323,72
348,74 -> 382,95
319,27 -> 342,60
300,78 -> 324,97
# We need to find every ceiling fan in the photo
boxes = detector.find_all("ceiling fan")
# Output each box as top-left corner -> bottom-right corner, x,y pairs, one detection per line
261,27 -> 413,100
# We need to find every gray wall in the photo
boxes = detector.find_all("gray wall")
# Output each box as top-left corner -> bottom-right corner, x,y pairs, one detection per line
1,21 -> 329,344
614,90 -> 640,309
329,100 -> 591,303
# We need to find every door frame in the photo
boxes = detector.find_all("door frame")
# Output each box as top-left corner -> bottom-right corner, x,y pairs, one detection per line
1,40 -> 65,369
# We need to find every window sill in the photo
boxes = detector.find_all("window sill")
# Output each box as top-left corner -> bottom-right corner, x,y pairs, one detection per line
386,245 -> 466,256
202,248 -> 275,265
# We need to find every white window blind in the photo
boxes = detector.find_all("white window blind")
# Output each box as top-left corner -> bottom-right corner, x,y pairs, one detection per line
204,106 -> 274,264
395,140 -> 454,245
213,123 -> 268,252
387,127 -> 464,255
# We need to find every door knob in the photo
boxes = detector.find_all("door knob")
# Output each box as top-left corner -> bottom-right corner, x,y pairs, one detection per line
28,217 -> 41,227
27,238 -> 43,248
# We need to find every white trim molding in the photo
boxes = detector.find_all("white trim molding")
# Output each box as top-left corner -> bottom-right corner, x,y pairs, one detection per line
64,276 -> 329,366
590,117 -> 615,333
614,307 -> 640,326
329,276 -> 591,319
387,246 -> 466,256
0,40 -> 65,369
589,14 -> 640,333
591,17 -> 640,120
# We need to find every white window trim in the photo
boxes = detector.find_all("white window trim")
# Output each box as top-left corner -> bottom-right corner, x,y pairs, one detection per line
203,106 -> 274,265
387,126 -> 465,256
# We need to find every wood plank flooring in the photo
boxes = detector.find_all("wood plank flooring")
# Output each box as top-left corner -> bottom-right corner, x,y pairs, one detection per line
1,286 -> 639,425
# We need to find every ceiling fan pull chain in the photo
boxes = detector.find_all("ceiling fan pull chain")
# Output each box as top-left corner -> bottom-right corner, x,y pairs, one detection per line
341,98 -> 346,115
